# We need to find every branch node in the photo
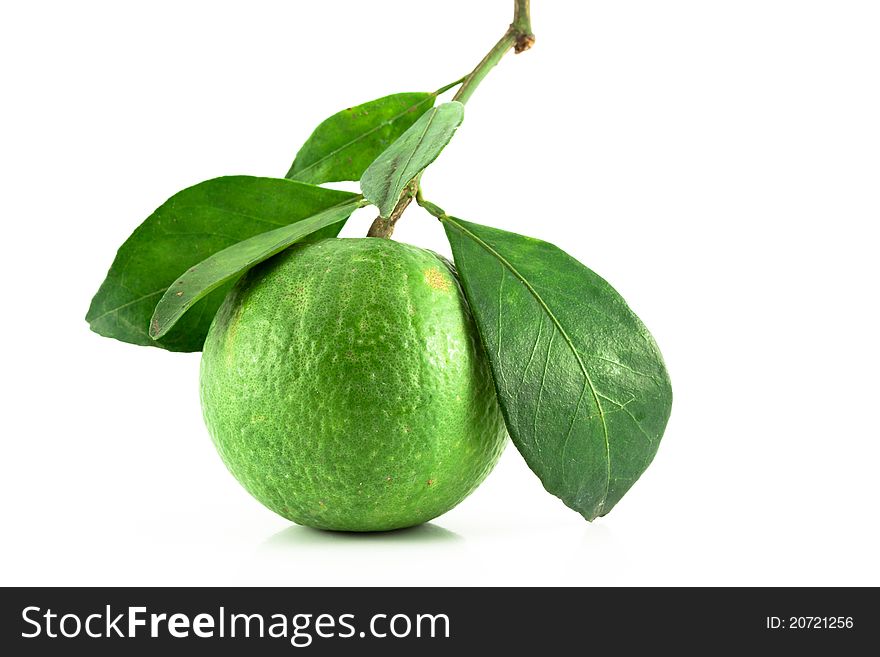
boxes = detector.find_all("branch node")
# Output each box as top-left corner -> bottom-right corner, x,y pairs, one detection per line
514,33 -> 535,54
365,180 -> 418,239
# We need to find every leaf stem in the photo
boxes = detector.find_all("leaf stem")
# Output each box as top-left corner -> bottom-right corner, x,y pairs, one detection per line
452,0 -> 535,105
433,76 -> 467,96
415,190 -> 448,220
366,1 -> 534,237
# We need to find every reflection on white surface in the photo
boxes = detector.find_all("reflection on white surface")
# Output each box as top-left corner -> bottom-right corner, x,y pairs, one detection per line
262,522 -> 463,548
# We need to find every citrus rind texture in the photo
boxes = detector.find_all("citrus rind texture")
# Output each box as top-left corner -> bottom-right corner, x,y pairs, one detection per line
200,238 -> 507,531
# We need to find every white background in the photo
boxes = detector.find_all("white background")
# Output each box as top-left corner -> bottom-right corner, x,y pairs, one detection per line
2,1 -> 878,586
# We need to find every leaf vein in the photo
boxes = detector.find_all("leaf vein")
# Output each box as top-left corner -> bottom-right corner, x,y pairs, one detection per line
386,108 -> 439,214
291,96 -> 433,179
88,288 -> 165,323
584,353 -> 661,381
517,316 -> 543,393
444,217 -> 613,513
561,380 -> 589,481
598,392 -> 656,445
533,326 -> 555,445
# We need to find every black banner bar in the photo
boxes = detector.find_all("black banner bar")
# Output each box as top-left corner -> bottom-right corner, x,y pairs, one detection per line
1,587 -> 873,654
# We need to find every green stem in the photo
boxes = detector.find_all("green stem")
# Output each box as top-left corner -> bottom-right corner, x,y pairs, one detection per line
415,190 -> 448,220
453,0 -> 534,105
433,76 -> 467,96
369,1 -> 534,237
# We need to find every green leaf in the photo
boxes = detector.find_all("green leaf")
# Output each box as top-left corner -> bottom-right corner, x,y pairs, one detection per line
150,197 -> 364,339
360,101 -> 464,217
442,217 -> 672,521
86,176 -> 358,352
287,92 -> 436,184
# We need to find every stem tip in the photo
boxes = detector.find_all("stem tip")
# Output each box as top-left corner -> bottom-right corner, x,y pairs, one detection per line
514,33 -> 535,54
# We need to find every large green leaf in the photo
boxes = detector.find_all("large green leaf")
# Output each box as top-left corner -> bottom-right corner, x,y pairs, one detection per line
150,197 -> 365,339
86,176 -> 358,352
360,102 -> 464,217
442,217 -> 672,520
286,92 -> 435,184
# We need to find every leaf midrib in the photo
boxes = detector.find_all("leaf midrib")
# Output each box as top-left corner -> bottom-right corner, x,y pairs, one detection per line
443,217 -> 613,513
290,95 -> 434,180
384,107 -> 440,215
87,288 -> 165,323
151,196 -> 365,339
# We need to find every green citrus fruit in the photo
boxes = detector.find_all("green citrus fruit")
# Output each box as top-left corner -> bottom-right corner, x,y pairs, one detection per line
200,237 -> 507,531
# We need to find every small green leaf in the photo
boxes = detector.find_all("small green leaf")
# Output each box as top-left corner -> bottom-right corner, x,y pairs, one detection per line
360,101 -> 464,217
150,197 -> 364,339
86,176 -> 358,352
442,217 -> 672,521
287,92 -> 435,184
